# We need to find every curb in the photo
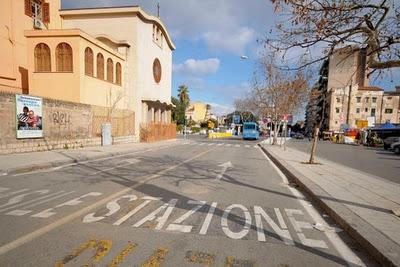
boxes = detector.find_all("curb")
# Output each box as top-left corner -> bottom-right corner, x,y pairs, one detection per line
1,140 -> 179,176
258,144 -> 400,267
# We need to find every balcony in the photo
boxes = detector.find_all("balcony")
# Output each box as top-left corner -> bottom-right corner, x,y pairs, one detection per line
25,29 -> 127,108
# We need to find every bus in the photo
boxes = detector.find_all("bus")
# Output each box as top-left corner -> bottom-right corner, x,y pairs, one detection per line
242,122 -> 260,140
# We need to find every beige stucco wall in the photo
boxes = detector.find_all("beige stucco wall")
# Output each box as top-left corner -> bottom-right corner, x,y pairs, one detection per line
186,102 -> 209,123
61,8 -> 174,140
0,0 -> 62,94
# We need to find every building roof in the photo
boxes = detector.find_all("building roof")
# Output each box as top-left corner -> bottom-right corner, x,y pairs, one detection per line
59,6 -> 175,50
358,86 -> 383,91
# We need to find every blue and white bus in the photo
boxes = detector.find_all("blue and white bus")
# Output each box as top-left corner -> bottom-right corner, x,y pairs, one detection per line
242,122 -> 260,140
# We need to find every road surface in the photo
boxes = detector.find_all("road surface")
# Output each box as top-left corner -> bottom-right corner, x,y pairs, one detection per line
0,137 -> 375,266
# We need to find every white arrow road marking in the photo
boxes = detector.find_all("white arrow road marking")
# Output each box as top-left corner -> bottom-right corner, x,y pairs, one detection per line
89,159 -> 140,175
216,161 -> 234,180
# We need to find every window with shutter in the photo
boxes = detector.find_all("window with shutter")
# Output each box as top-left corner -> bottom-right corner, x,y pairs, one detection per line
97,53 -> 104,79
42,2 -> 50,23
25,0 -> 32,17
56,43 -> 73,72
107,58 -> 113,83
85,47 -> 93,76
34,43 -> 51,72
116,62 -> 122,85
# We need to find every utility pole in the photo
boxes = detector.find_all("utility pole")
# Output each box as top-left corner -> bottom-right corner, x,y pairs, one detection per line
157,2 -> 160,18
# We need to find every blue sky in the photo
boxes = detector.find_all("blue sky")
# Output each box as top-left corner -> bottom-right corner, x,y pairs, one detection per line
62,0 -> 399,117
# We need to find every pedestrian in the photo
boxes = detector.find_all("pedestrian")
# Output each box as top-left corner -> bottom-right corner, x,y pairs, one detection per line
336,134 -> 339,143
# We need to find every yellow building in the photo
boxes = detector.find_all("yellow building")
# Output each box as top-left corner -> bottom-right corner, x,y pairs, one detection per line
186,102 -> 211,124
1,1 -> 175,142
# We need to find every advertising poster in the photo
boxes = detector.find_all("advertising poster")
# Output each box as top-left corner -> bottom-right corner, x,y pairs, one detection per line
16,94 -> 43,138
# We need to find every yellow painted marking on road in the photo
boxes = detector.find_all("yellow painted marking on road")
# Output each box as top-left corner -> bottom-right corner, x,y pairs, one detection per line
140,248 -> 169,267
225,256 -> 255,267
107,242 -> 137,267
0,148 -> 214,256
54,239 -> 112,267
185,250 -> 215,265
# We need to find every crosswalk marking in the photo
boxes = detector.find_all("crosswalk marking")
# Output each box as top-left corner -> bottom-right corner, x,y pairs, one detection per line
182,142 -> 261,148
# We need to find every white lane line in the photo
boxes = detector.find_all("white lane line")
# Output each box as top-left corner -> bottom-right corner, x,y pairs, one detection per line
89,159 -> 140,175
0,189 -> 30,199
245,145 -> 250,148
258,147 -> 365,267
198,143 -> 206,146
6,191 -> 76,216
0,190 -> 49,209
207,143 -> 214,146
225,144 -> 232,147
234,144 -> 241,148
217,143 -> 224,147
0,148 -> 214,256
253,145 -> 258,148
9,144 -> 176,177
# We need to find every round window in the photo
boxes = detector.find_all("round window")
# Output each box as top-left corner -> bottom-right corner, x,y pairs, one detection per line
153,58 -> 162,83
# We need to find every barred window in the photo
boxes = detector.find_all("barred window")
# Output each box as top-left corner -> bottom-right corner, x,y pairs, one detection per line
34,43 -> 51,72
84,47 -> 93,76
107,58 -> 113,83
56,42 -> 73,72
115,62 -> 122,85
97,53 -> 104,79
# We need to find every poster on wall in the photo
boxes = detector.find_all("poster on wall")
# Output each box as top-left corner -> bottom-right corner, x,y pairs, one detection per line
16,94 -> 43,139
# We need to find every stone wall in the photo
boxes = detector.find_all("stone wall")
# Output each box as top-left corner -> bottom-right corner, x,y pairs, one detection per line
0,92 -> 135,154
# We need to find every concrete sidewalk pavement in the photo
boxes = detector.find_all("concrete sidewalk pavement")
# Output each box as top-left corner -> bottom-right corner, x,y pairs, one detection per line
261,143 -> 400,267
0,139 -> 181,175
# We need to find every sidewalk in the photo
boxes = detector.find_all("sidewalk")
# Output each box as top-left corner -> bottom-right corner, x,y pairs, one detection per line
261,143 -> 400,267
0,139 -> 180,175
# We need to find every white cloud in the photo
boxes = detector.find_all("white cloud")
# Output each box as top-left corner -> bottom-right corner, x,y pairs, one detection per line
208,102 -> 234,116
203,27 -> 255,55
173,58 -> 220,77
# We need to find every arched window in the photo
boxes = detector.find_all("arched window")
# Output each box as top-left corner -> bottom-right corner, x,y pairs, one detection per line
34,43 -> 51,72
56,42 -> 73,72
97,53 -> 104,79
107,58 -> 113,83
115,62 -> 122,85
84,47 -> 93,76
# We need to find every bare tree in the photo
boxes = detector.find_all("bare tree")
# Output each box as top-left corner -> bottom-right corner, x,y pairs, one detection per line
239,54 -> 309,145
268,0 -> 400,76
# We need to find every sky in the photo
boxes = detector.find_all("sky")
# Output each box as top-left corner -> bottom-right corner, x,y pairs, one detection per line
62,0 -> 399,118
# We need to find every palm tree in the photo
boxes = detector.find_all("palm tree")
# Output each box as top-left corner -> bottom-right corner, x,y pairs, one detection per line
177,85 -> 189,105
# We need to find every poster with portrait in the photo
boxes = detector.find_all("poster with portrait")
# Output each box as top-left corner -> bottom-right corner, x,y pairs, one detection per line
16,94 -> 43,138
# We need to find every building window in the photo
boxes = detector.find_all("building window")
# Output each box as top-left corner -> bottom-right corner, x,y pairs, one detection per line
336,97 -> 340,103
372,97 -> 377,103
56,43 -> 73,72
107,58 -> 113,83
371,108 -> 376,117
385,109 -> 393,114
115,62 -> 122,85
335,108 -> 340,113
97,53 -> 104,79
84,47 -> 93,76
153,58 -> 162,83
356,108 -> 360,114
365,108 -> 368,112
356,97 -> 361,103
365,97 -> 369,103
34,43 -> 51,72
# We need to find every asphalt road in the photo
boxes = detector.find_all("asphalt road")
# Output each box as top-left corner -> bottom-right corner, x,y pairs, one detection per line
287,139 -> 400,184
0,137 -> 375,266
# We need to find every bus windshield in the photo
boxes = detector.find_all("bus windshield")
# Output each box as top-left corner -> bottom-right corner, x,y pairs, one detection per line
244,124 -> 256,130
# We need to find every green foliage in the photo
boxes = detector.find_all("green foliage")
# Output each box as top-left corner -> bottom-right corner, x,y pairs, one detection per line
191,127 -> 201,133
171,84 -> 191,126
176,124 -> 183,132
199,121 -> 208,128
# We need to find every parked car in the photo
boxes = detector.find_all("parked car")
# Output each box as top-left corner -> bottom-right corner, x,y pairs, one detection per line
383,136 -> 400,150
390,141 -> 400,154
293,133 -> 305,139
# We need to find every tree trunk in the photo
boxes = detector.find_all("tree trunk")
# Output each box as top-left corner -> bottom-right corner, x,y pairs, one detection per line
309,126 -> 320,164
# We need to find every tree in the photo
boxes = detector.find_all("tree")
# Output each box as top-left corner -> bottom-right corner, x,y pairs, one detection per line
241,54 -> 309,145
268,0 -> 400,76
178,85 -> 190,105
